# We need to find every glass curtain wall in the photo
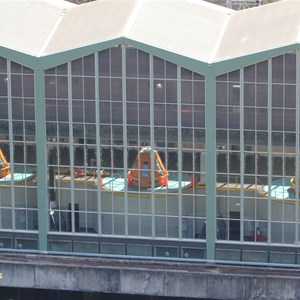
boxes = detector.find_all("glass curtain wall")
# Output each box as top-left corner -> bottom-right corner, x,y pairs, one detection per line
179,67 -> 206,239
45,44 -> 206,240
0,57 -> 37,231
216,51 -> 298,244
270,53 -> 297,244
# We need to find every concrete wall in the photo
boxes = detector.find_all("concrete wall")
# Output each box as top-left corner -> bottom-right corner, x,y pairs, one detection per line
0,254 -> 299,299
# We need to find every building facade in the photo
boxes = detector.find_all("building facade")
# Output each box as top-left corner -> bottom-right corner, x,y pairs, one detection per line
1,0 -> 300,264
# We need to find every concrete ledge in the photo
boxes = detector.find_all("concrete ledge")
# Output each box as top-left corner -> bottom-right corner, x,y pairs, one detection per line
0,254 -> 300,299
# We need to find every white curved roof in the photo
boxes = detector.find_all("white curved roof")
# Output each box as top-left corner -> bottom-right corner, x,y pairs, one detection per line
0,0 -> 300,63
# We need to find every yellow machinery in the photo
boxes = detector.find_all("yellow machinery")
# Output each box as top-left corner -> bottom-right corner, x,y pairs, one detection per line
0,148 -> 10,179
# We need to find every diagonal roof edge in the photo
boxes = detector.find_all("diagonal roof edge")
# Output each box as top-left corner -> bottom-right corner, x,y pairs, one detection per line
122,0 -> 145,37
0,45 -> 38,70
3,36 -> 299,78
297,27 -> 300,44
37,36 -> 210,74
211,43 -> 300,76
37,8 -> 69,58
213,0 -> 300,63
208,10 -> 233,64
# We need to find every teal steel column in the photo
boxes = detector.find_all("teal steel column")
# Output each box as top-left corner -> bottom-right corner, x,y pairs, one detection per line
35,67 -> 48,250
205,73 -> 216,260
295,49 -> 300,243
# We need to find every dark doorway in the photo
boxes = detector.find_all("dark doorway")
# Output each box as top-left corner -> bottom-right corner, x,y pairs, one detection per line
229,211 -> 240,240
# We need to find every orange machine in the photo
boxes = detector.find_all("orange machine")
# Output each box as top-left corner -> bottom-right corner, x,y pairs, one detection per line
0,148 -> 10,179
290,176 -> 300,193
127,147 -> 168,188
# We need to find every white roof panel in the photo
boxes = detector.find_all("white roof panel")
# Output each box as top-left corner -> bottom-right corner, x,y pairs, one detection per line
44,0 -> 231,60
0,0 -> 75,56
127,0 -> 231,62
1,0 -> 300,64
44,0 -> 139,55
215,0 -> 300,61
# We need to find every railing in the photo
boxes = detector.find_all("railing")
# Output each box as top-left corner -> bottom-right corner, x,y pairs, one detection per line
226,0 -> 261,9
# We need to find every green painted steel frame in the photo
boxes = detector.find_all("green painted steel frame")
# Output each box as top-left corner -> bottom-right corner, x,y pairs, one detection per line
1,38 -> 300,256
